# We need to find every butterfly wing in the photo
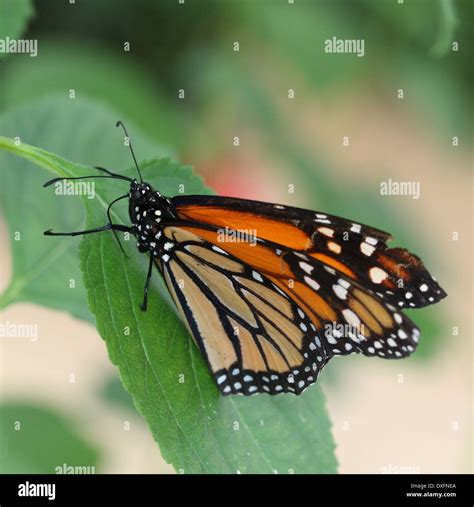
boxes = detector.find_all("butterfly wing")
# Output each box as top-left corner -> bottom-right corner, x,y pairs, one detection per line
156,225 -> 329,396
154,195 -> 446,395
164,222 -> 421,361
173,195 -> 447,309
275,250 -> 421,358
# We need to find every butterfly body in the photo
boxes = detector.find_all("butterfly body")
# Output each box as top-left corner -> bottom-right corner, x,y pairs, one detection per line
44,123 -> 447,397
128,181 -> 176,255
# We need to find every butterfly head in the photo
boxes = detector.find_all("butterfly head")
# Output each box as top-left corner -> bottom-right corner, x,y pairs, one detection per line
129,180 -> 156,206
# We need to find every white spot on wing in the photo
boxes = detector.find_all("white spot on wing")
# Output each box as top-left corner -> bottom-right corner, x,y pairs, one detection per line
304,275 -> 320,291
212,245 -> 227,255
369,267 -> 388,284
318,227 -> 334,237
333,284 -> 347,300
342,309 -> 361,328
360,242 -> 376,256
327,241 -> 342,254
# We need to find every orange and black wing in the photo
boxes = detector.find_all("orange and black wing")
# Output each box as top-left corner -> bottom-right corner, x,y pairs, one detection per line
173,195 -> 446,309
164,221 -> 422,362
156,225 -> 329,395
155,195 -> 446,395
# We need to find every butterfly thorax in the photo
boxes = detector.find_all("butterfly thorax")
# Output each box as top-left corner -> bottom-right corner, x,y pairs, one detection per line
128,180 -> 176,256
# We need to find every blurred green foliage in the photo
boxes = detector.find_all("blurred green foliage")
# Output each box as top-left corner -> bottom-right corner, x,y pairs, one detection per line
2,0 -> 471,142
0,0 -> 33,60
0,403 -> 99,473
101,375 -> 136,414
2,39 -> 182,149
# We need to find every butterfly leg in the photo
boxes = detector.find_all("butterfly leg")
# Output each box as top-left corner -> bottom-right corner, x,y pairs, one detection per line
140,254 -> 154,312
106,194 -> 130,257
44,223 -> 132,236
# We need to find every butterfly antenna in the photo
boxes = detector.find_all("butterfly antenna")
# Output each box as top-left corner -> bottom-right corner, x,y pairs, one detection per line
116,121 -> 143,183
93,166 -> 133,180
43,174 -> 132,188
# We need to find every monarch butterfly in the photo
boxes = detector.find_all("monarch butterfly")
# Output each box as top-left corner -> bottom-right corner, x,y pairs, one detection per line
44,122 -> 447,396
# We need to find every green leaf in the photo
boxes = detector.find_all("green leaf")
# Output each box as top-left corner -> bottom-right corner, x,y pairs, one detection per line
0,96 -> 170,320
0,403 -> 100,473
0,0 -> 34,60
0,132 -> 338,474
